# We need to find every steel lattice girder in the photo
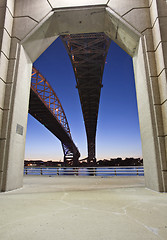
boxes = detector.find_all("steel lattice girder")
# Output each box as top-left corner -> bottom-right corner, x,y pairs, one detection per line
29,67 -> 80,164
61,33 -> 111,162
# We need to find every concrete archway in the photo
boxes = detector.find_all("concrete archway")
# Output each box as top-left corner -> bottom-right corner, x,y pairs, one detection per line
0,0 -> 167,192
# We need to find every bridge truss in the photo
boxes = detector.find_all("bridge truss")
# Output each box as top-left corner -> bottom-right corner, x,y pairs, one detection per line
29,67 -> 80,165
61,33 -> 111,164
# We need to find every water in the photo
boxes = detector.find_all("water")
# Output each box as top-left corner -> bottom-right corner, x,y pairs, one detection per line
24,167 -> 144,176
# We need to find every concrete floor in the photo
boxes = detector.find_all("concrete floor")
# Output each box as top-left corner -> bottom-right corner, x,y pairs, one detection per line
0,176 -> 167,240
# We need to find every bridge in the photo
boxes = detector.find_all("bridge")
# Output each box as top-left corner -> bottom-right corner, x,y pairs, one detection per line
29,33 -> 111,166
29,67 -> 80,165
61,33 -> 111,164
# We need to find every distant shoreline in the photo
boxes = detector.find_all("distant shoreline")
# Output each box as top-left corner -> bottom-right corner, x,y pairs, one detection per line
24,157 -> 143,167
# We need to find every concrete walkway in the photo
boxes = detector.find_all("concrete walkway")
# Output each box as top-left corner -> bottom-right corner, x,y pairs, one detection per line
0,176 -> 167,240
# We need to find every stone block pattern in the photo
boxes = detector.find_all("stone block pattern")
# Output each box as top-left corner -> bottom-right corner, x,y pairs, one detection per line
107,0 -> 167,189
48,0 -> 108,8
0,0 -> 15,190
0,2 -> 13,140
14,0 -> 52,22
150,0 -> 167,176
108,0 -> 150,32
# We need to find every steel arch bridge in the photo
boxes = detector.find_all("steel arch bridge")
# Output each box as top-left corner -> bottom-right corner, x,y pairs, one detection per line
61,33 -> 111,164
29,67 -> 80,165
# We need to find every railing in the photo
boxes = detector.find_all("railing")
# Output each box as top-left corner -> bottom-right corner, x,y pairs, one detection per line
24,167 -> 144,176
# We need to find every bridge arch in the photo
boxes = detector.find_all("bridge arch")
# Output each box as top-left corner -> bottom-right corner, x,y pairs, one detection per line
0,0 -> 167,192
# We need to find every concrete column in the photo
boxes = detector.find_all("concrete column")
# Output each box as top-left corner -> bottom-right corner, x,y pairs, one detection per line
0,1 -> 33,192
150,0 -> 167,189
0,41 -> 32,191
0,0 -> 16,191
139,0 -> 167,191
106,1 -> 167,191
133,38 -> 164,192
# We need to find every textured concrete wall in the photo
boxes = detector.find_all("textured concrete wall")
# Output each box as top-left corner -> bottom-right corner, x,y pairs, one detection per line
149,0 -> 167,190
0,0 -> 167,192
105,0 -> 167,192
0,0 -> 15,190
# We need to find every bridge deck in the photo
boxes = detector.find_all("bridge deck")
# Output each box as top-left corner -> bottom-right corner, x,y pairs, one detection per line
0,176 -> 166,240
61,33 -> 111,163
29,67 -> 80,164
29,89 -> 75,151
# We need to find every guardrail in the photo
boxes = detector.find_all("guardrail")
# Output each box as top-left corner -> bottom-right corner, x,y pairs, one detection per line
24,167 -> 144,176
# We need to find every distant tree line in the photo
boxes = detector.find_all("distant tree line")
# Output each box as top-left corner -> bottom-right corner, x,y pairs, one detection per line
96,157 -> 143,166
24,157 -> 143,167
24,160 -> 63,167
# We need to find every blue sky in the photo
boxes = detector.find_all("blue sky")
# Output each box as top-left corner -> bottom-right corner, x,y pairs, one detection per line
25,37 -> 142,161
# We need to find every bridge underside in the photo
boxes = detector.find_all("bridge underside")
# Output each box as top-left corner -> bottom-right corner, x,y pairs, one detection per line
29,68 -> 80,166
61,33 -> 111,163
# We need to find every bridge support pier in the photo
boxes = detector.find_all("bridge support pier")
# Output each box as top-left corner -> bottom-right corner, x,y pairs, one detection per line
87,141 -> 96,165
72,156 -> 80,167
63,155 -> 79,167
62,143 -> 80,167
